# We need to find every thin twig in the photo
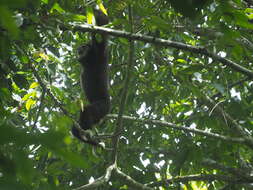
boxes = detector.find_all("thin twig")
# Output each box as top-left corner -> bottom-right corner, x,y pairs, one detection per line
211,77 -> 250,99
106,114 -> 247,145
111,6 -> 135,164
32,90 -> 45,130
205,96 -> 253,149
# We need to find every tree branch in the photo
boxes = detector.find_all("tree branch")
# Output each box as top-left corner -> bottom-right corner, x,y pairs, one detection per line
211,77 -> 250,99
106,114 -> 247,145
14,44 -> 99,146
73,164 -> 116,190
146,173 -> 253,187
111,6 -> 135,164
32,90 -> 45,130
115,168 -> 154,190
73,165 -> 156,190
202,159 -> 253,181
205,96 -> 253,149
66,22 -> 253,78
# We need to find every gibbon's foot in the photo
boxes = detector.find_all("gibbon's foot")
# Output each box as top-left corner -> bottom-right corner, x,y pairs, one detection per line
71,126 -> 105,148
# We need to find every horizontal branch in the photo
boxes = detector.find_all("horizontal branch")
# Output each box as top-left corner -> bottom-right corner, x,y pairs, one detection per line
147,173 -> 253,187
67,22 -> 253,78
106,114 -> 246,144
202,159 -> 253,181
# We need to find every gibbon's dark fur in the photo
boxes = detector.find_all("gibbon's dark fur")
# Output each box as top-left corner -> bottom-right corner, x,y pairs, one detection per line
71,11 -> 110,145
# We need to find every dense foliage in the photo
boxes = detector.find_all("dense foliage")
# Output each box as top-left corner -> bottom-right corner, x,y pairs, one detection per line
0,0 -> 253,189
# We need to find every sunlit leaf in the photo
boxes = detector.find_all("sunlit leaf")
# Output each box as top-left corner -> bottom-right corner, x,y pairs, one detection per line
25,98 -> 36,110
22,91 -> 37,101
39,52 -> 49,61
86,7 -> 94,24
98,1 -> 107,15
29,82 -> 39,89
41,0 -> 48,4
50,3 -> 65,13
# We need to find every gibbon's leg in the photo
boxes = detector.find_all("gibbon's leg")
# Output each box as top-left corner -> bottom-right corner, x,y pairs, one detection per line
79,99 -> 110,130
71,127 -> 99,146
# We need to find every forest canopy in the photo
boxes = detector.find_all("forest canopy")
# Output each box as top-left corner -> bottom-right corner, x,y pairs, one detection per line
0,0 -> 253,190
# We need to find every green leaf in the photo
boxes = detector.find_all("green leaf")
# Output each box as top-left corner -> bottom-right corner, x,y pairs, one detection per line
41,0 -> 48,4
148,16 -> 170,31
0,6 -> 19,38
25,98 -> 36,110
12,74 -> 28,89
86,7 -> 94,24
22,91 -> 37,101
50,86 -> 64,100
212,83 -> 225,95
181,65 -> 204,74
50,3 -> 65,13
176,59 -> 187,64
29,82 -> 39,89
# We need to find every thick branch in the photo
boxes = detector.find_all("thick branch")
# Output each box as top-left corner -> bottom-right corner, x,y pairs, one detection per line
67,23 -> 253,78
115,168 -> 154,190
73,165 -> 155,190
73,164 -> 115,190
